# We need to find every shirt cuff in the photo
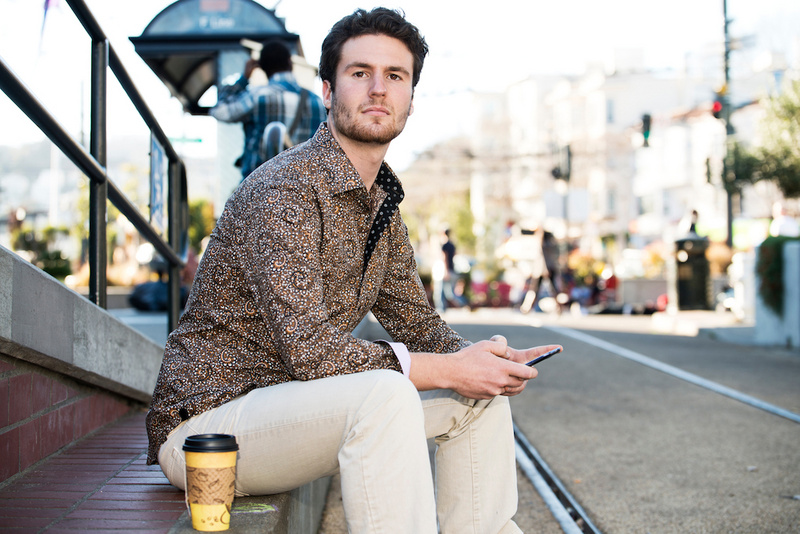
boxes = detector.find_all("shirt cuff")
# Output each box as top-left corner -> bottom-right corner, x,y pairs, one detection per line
378,340 -> 411,378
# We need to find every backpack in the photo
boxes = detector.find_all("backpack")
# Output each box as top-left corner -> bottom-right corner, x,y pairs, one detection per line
259,89 -> 309,161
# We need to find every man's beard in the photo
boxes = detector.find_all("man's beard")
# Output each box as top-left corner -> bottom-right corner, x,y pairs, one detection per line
330,94 -> 410,145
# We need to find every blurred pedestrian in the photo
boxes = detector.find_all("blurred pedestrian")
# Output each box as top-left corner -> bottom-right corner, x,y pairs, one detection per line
210,40 -> 327,180
542,229 -> 560,292
435,229 -> 464,311
769,202 -> 799,237
520,227 -> 557,313
679,209 -> 701,236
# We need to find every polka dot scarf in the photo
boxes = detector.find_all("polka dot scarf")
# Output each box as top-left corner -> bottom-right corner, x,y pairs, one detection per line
363,163 -> 405,274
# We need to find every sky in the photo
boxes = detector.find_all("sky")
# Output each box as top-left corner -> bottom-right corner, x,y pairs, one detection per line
1,0 -> 799,171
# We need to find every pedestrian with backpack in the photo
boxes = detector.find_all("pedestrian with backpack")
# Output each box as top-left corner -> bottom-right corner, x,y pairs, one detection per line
210,40 -> 327,180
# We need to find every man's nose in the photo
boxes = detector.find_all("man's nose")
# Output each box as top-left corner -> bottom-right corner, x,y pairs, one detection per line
369,76 -> 387,96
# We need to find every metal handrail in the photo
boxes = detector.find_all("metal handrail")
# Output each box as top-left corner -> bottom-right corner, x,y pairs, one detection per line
0,0 -> 187,333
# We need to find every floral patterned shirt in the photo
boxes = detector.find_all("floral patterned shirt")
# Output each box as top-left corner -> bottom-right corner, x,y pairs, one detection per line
146,123 -> 470,464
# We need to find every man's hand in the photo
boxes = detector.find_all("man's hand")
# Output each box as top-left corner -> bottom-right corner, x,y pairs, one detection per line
491,335 -> 562,367
244,59 -> 259,80
409,336 -> 560,400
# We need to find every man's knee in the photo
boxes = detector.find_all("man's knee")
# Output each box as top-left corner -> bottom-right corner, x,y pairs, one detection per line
480,394 -> 512,425
491,393 -> 511,410
364,369 -> 421,408
344,371 -> 426,452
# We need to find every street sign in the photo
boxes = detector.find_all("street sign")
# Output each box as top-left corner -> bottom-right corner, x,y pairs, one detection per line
150,134 -> 167,236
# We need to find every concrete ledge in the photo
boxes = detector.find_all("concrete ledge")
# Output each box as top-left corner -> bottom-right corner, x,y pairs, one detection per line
168,477 -> 331,534
0,245 -> 164,403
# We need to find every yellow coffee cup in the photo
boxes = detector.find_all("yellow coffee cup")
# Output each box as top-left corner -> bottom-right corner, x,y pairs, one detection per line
183,434 -> 239,532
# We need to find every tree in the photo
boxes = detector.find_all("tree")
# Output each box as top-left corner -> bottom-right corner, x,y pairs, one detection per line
724,141 -> 760,194
445,191 -> 476,256
12,224 -> 72,280
188,199 -> 217,253
757,79 -> 800,198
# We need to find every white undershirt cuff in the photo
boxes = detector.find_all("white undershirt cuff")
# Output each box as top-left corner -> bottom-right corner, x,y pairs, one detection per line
378,340 -> 411,378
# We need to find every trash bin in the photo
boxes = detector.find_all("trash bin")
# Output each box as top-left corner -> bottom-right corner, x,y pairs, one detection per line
675,235 -> 711,310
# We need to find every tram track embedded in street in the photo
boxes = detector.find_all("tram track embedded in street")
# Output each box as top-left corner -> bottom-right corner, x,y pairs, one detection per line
515,424 -> 602,534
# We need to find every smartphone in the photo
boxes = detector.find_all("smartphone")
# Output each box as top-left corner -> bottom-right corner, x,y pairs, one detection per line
525,346 -> 562,367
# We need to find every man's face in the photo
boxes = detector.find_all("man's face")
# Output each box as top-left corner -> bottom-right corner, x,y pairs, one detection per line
323,34 -> 415,146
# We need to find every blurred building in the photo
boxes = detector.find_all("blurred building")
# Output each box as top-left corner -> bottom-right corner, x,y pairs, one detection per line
412,48 -> 797,280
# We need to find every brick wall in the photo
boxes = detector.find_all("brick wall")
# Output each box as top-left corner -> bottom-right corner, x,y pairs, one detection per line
0,353 -> 136,485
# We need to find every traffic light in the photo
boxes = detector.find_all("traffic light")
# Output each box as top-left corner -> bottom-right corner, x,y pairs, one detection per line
711,88 -> 728,120
641,114 -> 651,147
550,145 -> 571,181
712,97 -> 723,119
710,90 -> 735,134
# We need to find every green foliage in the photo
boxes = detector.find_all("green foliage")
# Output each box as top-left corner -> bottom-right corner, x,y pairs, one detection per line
446,192 -> 476,255
12,225 -> 73,280
724,141 -> 760,193
758,146 -> 800,198
756,236 -> 800,317
757,80 -> 800,198
400,189 -> 476,256
188,199 -> 217,253
37,250 -> 72,279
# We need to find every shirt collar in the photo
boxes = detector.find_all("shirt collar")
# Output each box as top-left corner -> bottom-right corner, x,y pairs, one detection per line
374,162 -> 405,206
308,123 -> 405,204
268,71 -> 300,89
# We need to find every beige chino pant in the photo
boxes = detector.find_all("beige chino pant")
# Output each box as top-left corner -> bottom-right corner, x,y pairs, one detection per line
159,369 -> 522,534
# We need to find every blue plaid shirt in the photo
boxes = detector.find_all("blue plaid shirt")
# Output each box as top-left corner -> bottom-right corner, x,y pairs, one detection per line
210,72 -> 328,179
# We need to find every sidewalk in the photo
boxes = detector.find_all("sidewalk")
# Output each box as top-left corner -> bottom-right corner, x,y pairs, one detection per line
0,410 -> 327,533
653,309 -> 759,345
437,306 -> 761,347
0,411 -> 185,533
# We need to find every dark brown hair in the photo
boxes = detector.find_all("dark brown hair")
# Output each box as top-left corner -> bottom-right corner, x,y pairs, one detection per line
319,7 -> 428,91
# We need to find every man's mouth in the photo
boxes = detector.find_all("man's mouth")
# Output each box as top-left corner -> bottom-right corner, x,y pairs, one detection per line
363,105 -> 390,116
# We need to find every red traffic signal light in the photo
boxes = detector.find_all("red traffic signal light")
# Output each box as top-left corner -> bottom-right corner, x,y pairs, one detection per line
712,100 -> 723,118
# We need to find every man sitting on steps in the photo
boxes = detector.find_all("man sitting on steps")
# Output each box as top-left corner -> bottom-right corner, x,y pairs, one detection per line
148,7 -> 558,533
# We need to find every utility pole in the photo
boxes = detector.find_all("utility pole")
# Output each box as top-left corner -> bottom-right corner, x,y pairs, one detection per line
722,0 -> 735,249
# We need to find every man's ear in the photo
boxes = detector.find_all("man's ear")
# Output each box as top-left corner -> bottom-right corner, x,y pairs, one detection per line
322,80 -> 333,110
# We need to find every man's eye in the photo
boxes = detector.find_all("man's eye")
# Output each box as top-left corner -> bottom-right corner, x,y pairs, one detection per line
353,71 -> 367,78
388,73 -> 402,81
